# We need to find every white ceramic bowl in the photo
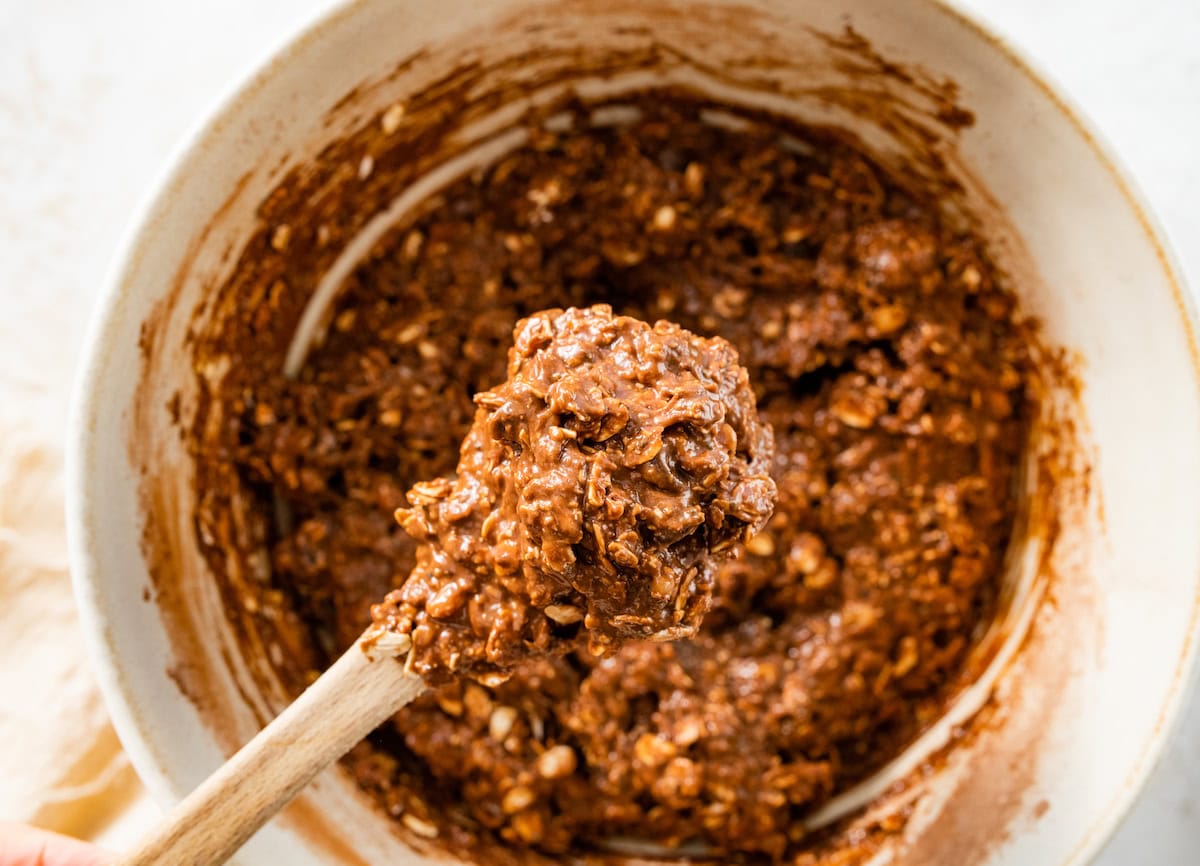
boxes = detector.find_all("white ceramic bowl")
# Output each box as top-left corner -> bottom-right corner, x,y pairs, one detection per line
67,0 -> 1200,864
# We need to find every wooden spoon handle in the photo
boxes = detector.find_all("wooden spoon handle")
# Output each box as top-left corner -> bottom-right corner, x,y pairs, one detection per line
117,632 -> 424,866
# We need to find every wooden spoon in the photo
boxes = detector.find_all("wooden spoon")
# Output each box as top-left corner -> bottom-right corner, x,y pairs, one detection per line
117,306 -> 775,865
116,629 -> 423,866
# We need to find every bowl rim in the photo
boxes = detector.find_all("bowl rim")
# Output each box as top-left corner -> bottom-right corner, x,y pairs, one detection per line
64,1 -> 1200,863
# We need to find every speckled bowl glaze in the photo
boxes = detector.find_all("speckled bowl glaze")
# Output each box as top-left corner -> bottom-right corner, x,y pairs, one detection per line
67,0 -> 1200,864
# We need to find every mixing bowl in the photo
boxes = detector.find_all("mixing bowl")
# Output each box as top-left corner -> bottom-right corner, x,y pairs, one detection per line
67,0 -> 1200,863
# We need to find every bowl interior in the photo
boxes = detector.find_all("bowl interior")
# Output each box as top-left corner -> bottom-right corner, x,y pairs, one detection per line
69,1 -> 1200,864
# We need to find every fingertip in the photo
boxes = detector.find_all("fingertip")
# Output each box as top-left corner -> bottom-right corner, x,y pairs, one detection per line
0,823 -> 109,866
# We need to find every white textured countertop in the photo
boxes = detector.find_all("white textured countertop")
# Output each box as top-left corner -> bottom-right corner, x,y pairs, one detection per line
1,0 -> 1197,861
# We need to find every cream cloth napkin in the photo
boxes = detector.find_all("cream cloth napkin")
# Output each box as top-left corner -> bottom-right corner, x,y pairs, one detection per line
0,422 -> 142,836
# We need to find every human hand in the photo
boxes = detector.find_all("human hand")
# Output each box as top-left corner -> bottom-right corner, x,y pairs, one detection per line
0,823 -> 107,866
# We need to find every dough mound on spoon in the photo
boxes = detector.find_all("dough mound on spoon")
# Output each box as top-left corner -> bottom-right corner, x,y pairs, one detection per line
372,304 -> 776,682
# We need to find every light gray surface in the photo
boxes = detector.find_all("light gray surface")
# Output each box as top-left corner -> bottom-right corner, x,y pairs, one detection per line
1,0 -> 1196,860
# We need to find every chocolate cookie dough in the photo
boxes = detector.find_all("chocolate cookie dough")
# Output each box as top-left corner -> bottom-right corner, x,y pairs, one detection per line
202,95 -> 1035,862
372,304 -> 775,682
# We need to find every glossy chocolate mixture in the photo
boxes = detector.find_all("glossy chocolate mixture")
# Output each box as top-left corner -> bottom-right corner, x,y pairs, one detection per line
372,304 -> 775,683
206,96 -> 1033,862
